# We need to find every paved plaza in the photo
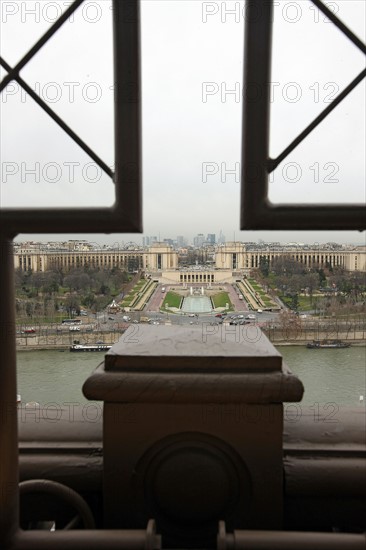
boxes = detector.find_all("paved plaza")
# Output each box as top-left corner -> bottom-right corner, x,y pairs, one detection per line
145,284 -> 249,313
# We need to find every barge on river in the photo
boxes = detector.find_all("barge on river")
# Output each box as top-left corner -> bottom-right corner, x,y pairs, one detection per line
70,343 -> 112,352
306,340 -> 351,349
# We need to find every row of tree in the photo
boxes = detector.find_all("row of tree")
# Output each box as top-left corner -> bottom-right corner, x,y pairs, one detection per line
258,257 -> 366,313
15,267 -> 131,319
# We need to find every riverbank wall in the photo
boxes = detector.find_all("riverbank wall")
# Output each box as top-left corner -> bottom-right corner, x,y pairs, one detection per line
262,326 -> 366,346
16,331 -> 123,351
16,326 -> 366,351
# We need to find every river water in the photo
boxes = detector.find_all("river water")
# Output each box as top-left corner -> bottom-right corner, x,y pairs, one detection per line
279,345 -> 365,407
17,350 -> 101,406
16,346 -> 365,408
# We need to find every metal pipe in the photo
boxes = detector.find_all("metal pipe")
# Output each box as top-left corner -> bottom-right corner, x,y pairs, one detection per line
219,528 -> 366,550
284,457 -> 366,497
12,521 -> 161,550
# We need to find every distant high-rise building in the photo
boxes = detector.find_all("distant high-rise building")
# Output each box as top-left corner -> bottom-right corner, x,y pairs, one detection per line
193,233 -> 205,247
143,236 -> 158,247
207,233 -> 216,245
176,235 -> 186,247
218,231 -> 226,244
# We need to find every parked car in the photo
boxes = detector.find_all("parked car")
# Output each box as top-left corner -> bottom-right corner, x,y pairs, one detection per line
246,314 -> 256,320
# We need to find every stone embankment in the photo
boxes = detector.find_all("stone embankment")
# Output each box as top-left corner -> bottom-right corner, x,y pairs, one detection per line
263,327 -> 366,346
16,331 -> 123,351
16,320 -> 366,350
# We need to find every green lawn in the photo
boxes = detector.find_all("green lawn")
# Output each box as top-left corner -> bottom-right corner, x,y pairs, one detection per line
250,283 -> 261,291
248,279 -> 265,294
121,297 -> 133,306
280,294 -> 314,311
246,278 -> 277,307
120,279 -> 146,306
211,292 -> 232,309
162,291 -> 182,309
298,295 -> 315,311
134,282 -> 145,291
16,316 -> 65,325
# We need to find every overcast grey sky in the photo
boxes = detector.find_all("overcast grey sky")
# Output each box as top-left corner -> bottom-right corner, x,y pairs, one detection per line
1,0 -> 365,245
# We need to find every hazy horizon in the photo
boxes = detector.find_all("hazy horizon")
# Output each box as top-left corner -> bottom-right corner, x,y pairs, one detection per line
14,231 -> 366,248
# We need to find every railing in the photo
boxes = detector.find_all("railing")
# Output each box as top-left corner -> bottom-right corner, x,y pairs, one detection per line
16,405 -> 366,545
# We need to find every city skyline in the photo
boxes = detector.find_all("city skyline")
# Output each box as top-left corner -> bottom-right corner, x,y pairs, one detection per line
14,233 -> 366,249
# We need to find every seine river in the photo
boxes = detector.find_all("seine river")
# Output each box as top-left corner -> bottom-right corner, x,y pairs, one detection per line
16,346 -> 366,408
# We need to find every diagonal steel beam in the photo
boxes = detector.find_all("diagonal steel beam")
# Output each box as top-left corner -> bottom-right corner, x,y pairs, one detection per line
0,56 -> 114,179
0,0 -> 84,92
269,69 -> 366,172
311,0 -> 366,54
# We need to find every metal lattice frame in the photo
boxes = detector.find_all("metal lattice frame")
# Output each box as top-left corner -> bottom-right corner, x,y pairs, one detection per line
241,0 -> 366,230
0,0 -> 142,235
0,1 -> 143,548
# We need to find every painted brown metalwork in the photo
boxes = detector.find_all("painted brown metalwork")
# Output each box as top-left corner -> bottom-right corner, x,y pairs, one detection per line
241,0 -> 366,230
16,405 -> 366,536
217,520 -> 366,550
0,0 -> 142,234
0,237 -> 19,544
